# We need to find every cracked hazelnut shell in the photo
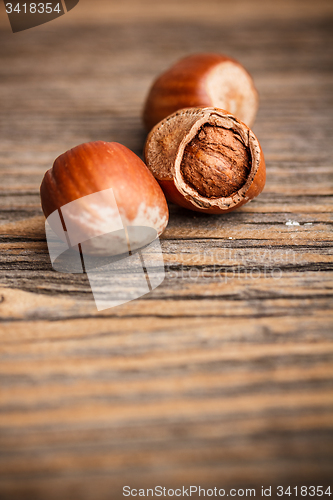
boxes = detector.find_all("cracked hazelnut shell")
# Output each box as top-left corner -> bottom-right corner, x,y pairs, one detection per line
40,141 -> 169,253
143,53 -> 259,131
144,107 -> 266,214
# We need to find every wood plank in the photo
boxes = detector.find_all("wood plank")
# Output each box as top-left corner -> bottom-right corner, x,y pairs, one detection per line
0,0 -> 332,498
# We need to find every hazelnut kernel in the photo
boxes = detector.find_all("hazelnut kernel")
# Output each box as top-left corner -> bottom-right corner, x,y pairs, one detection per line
144,107 -> 266,214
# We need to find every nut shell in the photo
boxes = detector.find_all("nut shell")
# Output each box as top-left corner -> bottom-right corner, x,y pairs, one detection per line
144,107 -> 266,214
143,53 -> 259,131
40,141 -> 169,253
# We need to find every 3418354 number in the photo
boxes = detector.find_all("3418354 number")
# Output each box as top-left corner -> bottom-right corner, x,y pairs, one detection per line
5,3 -> 61,14
277,486 -> 332,497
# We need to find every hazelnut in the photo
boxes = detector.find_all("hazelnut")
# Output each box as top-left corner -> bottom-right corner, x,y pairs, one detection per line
144,107 -> 266,214
40,141 -> 169,255
143,53 -> 259,131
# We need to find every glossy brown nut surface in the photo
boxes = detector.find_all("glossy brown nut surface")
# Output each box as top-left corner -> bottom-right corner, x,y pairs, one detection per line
40,141 -> 169,253
143,53 -> 259,131
144,107 -> 266,214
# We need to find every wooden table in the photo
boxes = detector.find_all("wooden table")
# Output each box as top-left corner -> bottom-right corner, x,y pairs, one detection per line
0,1 -> 332,498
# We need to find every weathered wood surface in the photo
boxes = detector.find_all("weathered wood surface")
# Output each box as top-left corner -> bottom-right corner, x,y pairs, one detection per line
0,1 -> 332,498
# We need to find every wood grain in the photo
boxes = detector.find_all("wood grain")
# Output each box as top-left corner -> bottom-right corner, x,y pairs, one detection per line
0,1 -> 332,499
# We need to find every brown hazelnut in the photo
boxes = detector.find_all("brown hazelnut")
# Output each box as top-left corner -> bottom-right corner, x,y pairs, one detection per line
143,53 -> 259,131
144,107 -> 266,214
40,141 -> 169,254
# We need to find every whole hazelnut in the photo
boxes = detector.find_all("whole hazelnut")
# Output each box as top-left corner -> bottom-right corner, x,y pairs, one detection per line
143,53 -> 259,131
144,107 -> 266,214
40,141 -> 169,255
